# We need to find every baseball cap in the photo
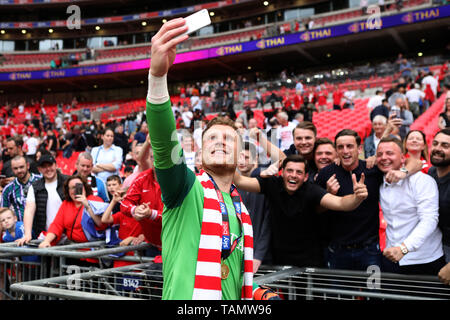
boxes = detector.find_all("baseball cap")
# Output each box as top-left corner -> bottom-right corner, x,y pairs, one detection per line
37,154 -> 56,166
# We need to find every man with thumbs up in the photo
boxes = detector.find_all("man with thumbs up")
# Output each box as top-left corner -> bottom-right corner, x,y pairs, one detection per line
233,154 -> 368,268
315,129 -> 422,271
377,137 -> 445,275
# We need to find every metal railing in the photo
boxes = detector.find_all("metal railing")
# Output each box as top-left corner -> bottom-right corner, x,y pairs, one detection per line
254,267 -> 450,300
0,241 -> 153,300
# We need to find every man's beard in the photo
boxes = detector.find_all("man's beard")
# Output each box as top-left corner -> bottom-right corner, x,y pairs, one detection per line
430,150 -> 450,167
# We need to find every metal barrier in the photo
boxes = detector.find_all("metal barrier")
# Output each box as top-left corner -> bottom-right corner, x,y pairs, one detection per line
10,262 -> 162,300
5,257 -> 450,300
254,267 -> 450,300
0,241 -> 154,300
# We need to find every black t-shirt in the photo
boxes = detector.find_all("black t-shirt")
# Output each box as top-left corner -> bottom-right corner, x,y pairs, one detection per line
315,160 -> 383,246
256,175 -> 327,267
428,167 -> 450,246
237,167 -> 271,262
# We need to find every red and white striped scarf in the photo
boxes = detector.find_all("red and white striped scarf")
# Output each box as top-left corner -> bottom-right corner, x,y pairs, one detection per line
192,170 -> 254,300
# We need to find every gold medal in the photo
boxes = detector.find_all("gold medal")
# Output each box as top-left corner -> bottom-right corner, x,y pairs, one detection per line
221,261 -> 230,280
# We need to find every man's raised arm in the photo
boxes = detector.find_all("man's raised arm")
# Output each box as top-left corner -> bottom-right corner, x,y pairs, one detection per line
146,18 -> 191,208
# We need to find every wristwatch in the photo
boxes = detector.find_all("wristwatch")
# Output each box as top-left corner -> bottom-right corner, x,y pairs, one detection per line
399,167 -> 409,175
400,244 -> 409,255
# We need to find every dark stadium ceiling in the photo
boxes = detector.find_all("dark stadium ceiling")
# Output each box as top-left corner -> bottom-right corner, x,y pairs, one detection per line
1,16 -> 448,98
0,0 -> 331,40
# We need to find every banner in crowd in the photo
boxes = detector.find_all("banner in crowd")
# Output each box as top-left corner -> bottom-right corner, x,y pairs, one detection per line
1,5 -> 448,82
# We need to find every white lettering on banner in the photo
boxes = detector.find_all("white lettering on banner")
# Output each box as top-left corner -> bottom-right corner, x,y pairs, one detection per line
66,5 -> 81,30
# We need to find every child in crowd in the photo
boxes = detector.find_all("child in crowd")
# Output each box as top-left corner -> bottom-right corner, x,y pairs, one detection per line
106,175 -> 123,212
101,178 -> 145,267
1,208 -> 25,243
0,207 -> 39,287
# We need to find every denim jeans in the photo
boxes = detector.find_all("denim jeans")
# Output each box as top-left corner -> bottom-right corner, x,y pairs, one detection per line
325,242 -> 382,271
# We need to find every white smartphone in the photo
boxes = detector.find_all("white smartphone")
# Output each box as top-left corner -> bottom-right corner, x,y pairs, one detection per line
180,9 -> 211,36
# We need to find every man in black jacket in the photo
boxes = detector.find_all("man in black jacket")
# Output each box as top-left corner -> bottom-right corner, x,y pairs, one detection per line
17,154 -> 68,245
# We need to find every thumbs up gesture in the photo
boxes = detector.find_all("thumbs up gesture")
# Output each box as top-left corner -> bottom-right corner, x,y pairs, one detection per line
352,173 -> 368,201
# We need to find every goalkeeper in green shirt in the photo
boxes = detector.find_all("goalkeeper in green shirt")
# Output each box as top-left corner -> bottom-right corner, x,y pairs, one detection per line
146,17 -> 279,300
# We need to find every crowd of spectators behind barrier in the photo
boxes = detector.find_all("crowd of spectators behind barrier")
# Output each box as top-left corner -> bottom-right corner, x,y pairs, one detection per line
0,53 -> 449,297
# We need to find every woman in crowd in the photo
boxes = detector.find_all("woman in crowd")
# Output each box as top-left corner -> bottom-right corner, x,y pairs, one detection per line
91,128 -> 123,183
403,130 -> 431,173
438,97 -> 450,129
38,175 -> 104,251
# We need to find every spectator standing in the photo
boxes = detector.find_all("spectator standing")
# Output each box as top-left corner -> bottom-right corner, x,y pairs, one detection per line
38,175 -> 104,265
392,97 -> 413,140
234,154 -> 368,268
377,137 -> 445,275
236,141 -> 271,272
276,112 -> 296,152
1,155 -> 41,221
403,130 -> 431,174
315,129 -> 421,271
120,167 -> 163,255
364,115 -> 388,158
428,129 -> 450,262
1,136 -> 39,180
114,123 -> 129,162
131,122 -> 148,152
332,86 -> 343,110
101,187 -> 145,267
438,97 -> 450,129
91,128 -> 123,183
405,83 -> 425,118
422,71 -> 438,98
367,90 -> 385,111
17,154 -> 68,245
74,152 -> 109,202
284,122 -> 318,180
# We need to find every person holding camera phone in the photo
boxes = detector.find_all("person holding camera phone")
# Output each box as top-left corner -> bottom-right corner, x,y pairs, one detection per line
38,175 -> 104,250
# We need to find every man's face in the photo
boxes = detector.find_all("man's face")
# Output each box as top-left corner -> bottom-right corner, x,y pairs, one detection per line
141,122 -> 148,133
202,125 -> 239,171
314,143 -> 337,171
430,133 -> 450,167
6,141 -> 19,157
0,211 -> 16,231
293,128 -> 315,157
76,157 -> 93,178
182,136 -> 194,153
335,135 -> 360,171
248,119 -> 258,129
372,120 -> 386,136
282,161 -> 308,195
11,157 -> 29,181
238,149 -> 256,175
106,180 -> 121,194
38,162 -> 57,181
376,141 -> 405,173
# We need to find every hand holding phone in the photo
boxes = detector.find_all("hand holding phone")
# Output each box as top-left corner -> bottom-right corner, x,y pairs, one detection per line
75,183 -> 83,196
180,9 -> 211,36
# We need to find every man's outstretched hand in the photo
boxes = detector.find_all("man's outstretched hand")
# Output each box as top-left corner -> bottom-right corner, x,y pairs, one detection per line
150,18 -> 188,77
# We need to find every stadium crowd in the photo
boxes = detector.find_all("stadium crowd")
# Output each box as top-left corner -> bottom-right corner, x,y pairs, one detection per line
0,46 -> 449,299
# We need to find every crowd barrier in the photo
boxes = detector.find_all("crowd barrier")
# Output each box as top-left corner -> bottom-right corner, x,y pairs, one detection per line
7,263 -> 450,300
254,267 -> 450,300
0,240 -> 152,300
2,240 -> 450,300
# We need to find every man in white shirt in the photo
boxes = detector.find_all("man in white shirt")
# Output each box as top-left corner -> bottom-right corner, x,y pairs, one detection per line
367,90 -> 385,111
376,137 -> 445,275
405,83 -> 425,118
276,111 -> 296,151
17,154 -> 68,245
181,106 -> 193,129
422,72 -> 438,97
